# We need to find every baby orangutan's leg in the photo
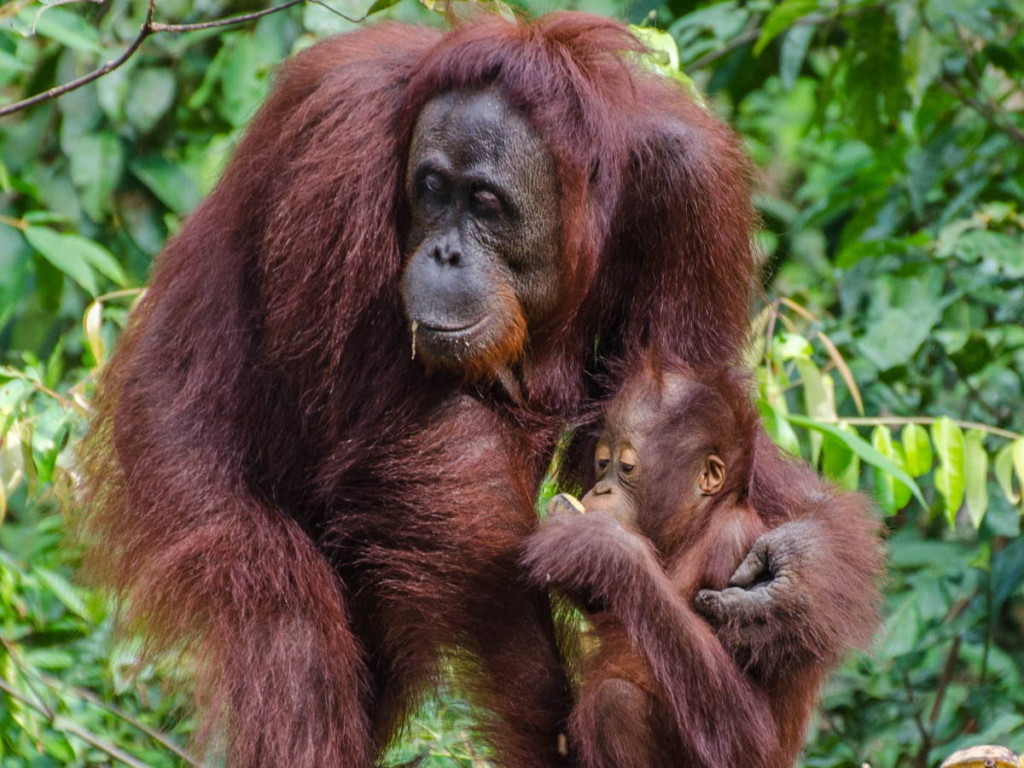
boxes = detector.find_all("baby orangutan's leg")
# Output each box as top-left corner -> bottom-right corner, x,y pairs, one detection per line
571,677 -> 674,768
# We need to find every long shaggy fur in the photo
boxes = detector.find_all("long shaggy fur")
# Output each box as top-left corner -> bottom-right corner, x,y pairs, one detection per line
78,12 -> 758,768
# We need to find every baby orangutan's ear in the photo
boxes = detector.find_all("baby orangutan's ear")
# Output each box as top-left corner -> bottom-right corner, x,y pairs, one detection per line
699,455 -> 727,496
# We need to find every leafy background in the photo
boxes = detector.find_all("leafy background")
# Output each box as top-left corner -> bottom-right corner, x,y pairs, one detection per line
1,0 -> 1023,765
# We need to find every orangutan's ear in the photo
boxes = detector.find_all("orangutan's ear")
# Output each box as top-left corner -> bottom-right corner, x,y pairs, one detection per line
699,454 -> 726,495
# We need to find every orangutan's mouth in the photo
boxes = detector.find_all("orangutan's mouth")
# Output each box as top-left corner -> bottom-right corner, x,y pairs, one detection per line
417,316 -> 488,336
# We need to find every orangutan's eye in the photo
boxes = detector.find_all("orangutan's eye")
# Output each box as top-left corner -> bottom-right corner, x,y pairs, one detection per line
421,172 -> 447,198
471,187 -> 503,216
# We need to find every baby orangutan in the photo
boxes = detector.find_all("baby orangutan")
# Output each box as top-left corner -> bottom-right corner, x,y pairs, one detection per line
523,366 -> 883,768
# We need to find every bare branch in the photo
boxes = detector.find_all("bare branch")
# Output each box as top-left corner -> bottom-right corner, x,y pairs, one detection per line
0,0 -> 370,119
149,0 -> 306,33
0,0 -> 155,119
940,74 -> 1024,147
919,4 -> 1024,147
687,4 -> 880,72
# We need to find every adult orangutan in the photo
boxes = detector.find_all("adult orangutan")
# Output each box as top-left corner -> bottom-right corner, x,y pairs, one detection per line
524,365 -> 884,768
77,11 -> 810,768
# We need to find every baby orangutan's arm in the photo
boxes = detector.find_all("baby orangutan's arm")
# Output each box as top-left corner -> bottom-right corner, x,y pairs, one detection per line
524,495 -> 778,766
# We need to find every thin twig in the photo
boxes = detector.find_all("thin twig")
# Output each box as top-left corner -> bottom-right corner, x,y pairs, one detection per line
150,0 -> 306,33
817,415 -> 1021,441
1,636 -> 55,719
0,0 -> 369,119
917,3 -> 1024,147
928,635 -> 961,725
688,5 -> 880,71
903,672 -> 933,768
0,675 -> 149,768
37,672 -> 201,766
940,76 -> 1024,147
59,720 -> 151,768
0,0 -> 155,119
0,675 -> 49,716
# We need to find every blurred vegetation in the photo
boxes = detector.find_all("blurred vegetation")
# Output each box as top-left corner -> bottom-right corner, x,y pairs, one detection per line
1,0 -> 1023,765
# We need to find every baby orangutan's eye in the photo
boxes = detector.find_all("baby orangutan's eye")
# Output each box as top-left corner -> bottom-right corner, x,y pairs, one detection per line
596,459 -> 611,472
618,446 -> 639,477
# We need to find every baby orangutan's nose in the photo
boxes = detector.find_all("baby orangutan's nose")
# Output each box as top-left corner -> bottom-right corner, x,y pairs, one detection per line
582,481 -> 618,513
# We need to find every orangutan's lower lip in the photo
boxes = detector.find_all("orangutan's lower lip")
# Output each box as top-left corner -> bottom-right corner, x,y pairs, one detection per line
418,317 -> 488,336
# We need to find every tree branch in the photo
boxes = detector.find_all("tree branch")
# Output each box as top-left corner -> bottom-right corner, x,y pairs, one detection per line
816,415 -> 1022,442
0,0 -> 370,119
687,4 -> 880,72
939,74 -> 1024,147
149,0 -> 306,33
0,0 -> 155,119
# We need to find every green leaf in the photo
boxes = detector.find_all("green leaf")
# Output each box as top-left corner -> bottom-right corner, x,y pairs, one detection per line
69,132 -> 124,222
955,230 -> 1024,277
779,23 -> 813,89
785,413 -> 926,507
24,228 -> 127,294
773,331 -> 813,360
754,0 -> 818,56
759,401 -> 802,457
366,0 -> 403,13
932,417 -> 966,525
822,426 -> 860,490
30,7 -> 103,54
35,567 -> 93,622
872,426 -> 912,515
631,26 -> 680,71
125,68 -> 177,134
995,441 -> 1021,504
796,359 -> 833,464
219,35 -> 269,127
24,227 -> 97,295
901,423 -> 934,477
964,430 -> 989,528
131,156 -> 201,215
630,25 -> 706,106
840,9 -> 908,148
797,359 -> 833,419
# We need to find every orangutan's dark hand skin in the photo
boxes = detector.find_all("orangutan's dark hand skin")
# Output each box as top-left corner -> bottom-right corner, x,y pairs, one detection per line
695,520 -> 820,630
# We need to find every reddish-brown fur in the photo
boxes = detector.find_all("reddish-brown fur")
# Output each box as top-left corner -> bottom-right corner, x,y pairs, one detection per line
524,367 -> 884,768
77,13 -> 758,768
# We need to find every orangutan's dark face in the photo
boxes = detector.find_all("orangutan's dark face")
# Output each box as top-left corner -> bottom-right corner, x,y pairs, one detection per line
401,88 -> 561,379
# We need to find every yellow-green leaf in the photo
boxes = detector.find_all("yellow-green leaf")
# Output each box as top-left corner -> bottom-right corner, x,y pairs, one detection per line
761,401 -> 802,457
785,413 -> 926,507
1015,438 -> 1024,499
754,0 -> 819,56
83,301 -> 105,368
932,417 -> 965,526
797,360 -> 833,465
995,441 -> 1021,505
773,331 -> 813,361
963,430 -> 989,528
822,423 -> 860,490
901,423 -> 933,477
872,425 -> 912,515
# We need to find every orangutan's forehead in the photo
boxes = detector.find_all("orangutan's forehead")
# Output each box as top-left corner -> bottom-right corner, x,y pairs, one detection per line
411,90 -> 543,168
606,372 -> 699,439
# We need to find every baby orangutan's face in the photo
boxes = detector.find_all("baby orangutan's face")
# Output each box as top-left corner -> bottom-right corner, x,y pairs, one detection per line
563,372 -> 730,528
